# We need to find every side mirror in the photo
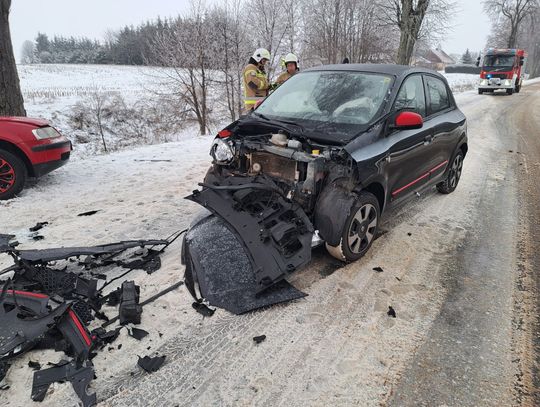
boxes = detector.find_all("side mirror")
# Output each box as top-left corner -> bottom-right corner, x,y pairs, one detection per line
393,111 -> 423,130
519,60 -> 524,66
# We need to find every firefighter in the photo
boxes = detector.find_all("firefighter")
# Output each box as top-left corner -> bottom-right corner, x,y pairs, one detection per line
275,53 -> 299,87
243,48 -> 271,113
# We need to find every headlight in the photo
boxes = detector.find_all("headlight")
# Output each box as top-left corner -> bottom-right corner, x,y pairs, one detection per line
480,79 -> 488,86
210,138 -> 235,164
504,79 -> 512,86
32,126 -> 61,140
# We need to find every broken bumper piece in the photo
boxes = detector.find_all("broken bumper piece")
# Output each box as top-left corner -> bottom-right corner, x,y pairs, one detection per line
184,179 -> 313,314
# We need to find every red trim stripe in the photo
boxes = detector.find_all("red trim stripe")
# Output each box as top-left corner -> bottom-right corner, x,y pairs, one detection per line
391,160 -> 448,197
429,160 -> 448,174
2,289 -> 48,299
69,309 -> 92,346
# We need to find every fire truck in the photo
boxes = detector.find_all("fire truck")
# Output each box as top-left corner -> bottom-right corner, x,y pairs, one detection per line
477,48 -> 527,95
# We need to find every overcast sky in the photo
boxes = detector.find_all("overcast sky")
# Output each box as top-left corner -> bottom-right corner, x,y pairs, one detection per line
10,0 -> 491,62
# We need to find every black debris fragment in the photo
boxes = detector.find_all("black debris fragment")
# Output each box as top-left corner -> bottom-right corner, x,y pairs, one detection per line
118,344 -> 122,350
253,335 -> 266,344
57,308 -> 94,359
120,249 -> 162,274
29,222 -> 49,232
387,306 -> 397,318
129,327 -> 149,341
102,281 -> 184,327
106,288 -> 122,306
77,210 -> 100,217
407,232 -> 412,236
119,281 -> 142,325
0,299 -> 70,359
32,235 -> 45,241
28,361 -> 41,371
31,360 -> 96,407
373,267 -> 384,273
395,276 -> 402,281
192,302 -> 215,317
91,327 -> 122,346
137,355 -> 166,373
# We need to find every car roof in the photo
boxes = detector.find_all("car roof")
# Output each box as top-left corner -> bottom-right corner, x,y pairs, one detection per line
303,63 -> 444,79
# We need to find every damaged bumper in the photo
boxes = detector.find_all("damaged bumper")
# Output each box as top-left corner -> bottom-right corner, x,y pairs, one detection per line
183,176 -> 314,314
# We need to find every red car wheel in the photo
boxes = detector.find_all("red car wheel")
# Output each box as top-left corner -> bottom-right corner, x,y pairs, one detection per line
0,149 -> 27,200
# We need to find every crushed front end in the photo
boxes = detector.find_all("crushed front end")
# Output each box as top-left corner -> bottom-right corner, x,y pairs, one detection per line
183,121 -> 355,314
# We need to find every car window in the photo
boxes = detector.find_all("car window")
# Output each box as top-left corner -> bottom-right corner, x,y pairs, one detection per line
425,76 -> 450,114
257,71 -> 393,126
394,75 -> 426,117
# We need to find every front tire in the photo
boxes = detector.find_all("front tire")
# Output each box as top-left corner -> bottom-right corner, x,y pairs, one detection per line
326,191 -> 380,262
506,88 -> 514,95
0,149 -> 27,200
478,89 -> 483,95
437,150 -> 464,194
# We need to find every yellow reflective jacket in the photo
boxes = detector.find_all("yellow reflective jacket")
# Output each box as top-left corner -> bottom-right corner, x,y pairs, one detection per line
243,63 -> 269,110
275,71 -> 294,85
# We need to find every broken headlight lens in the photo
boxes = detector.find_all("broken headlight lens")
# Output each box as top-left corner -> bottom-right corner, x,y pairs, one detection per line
210,138 -> 235,164
32,126 -> 61,140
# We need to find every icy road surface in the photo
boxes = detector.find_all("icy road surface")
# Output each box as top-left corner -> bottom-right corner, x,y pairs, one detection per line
2,81 -> 540,407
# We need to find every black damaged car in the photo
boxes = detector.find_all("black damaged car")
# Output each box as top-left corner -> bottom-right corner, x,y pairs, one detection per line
183,64 -> 467,314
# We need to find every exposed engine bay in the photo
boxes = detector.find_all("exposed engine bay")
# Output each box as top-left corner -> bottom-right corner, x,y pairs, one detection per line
183,121 -> 362,314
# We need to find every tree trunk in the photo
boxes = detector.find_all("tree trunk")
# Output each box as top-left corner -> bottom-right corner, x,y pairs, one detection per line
0,0 -> 26,116
396,0 -> 429,65
507,23 -> 518,48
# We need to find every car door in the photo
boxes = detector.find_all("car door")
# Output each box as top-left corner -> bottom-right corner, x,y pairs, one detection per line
422,75 -> 459,182
385,74 -> 436,203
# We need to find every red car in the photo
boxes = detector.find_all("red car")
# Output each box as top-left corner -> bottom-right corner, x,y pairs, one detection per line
0,117 -> 71,200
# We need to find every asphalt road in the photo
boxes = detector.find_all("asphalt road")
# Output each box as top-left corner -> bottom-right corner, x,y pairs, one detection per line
2,83 -> 540,407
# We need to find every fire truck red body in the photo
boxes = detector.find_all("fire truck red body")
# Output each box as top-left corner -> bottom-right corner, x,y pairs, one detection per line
478,49 -> 527,95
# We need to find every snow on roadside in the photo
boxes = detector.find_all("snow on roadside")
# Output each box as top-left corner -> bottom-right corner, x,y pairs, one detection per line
441,72 -> 479,93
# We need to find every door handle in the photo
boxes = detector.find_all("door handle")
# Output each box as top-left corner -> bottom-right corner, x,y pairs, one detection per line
424,135 -> 433,145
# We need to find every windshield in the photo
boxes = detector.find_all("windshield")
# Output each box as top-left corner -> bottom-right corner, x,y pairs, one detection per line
483,55 -> 515,69
256,71 -> 392,137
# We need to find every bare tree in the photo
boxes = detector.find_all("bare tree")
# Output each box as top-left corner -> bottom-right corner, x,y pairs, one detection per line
211,0 -> 250,121
378,0 -> 455,65
150,1 -> 213,134
20,40 -> 36,64
0,0 -> 26,116
87,89 -> 110,152
483,0 -> 539,48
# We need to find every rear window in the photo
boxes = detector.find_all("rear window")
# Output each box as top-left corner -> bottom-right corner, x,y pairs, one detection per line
425,76 -> 450,114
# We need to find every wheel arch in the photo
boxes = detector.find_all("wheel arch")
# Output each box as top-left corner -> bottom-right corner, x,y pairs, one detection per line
0,140 -> 34,177
362,182 -> 386,213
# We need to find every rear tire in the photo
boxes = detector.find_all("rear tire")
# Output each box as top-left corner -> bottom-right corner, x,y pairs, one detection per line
437,150 -> 464,194
326,191 -> 380,262
0,149 -> 27,200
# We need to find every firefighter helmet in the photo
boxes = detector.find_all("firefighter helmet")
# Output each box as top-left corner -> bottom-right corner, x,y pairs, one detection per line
284,53 -> 299,64
253,48 -> 271,63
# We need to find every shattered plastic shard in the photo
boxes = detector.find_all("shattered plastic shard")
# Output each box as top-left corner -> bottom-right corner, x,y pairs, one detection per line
137,355 -> 165,373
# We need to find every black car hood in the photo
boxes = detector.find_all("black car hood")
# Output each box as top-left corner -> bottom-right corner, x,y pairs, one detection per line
234,116 -> 367,146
